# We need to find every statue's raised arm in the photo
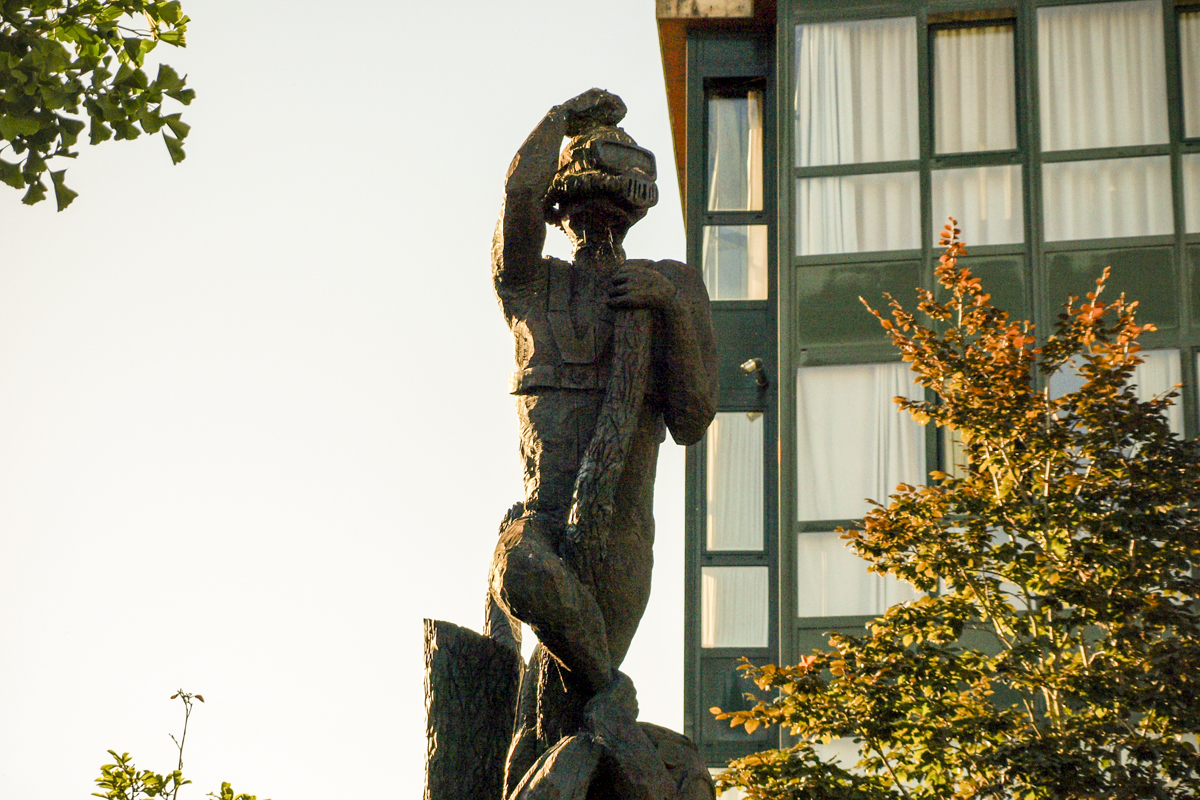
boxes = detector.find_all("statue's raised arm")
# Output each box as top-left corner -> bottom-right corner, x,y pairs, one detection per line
491,89 -> 628,287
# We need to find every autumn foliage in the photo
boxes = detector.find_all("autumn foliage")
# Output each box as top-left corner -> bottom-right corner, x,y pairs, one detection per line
713,222 -> 1200,800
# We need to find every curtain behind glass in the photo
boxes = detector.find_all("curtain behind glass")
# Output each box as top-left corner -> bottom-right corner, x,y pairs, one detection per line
708,92 -> 764,211
702,225 -> 769,300
797,531 -> 921,617
1181,11 -> 1200,138
796,362 -> 926,521
1038,1 -> 1168,150
934,25 -> 1017,154
707,412 -> 764,551
796,172 -> 920,255
1042,156 -> 1172,240
932,165 -> 1023,245
1185,154 -> 1200,233
1132,349 -> 1183,435
794,18 -> 918,166
701,567 -> 769,647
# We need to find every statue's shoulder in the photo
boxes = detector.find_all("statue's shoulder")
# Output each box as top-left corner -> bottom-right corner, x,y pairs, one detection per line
634,258 -> 707,297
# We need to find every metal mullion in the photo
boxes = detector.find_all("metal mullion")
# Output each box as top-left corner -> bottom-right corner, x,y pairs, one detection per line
795,248 -> 923,266
1166,3 -> 1194,339
1040,144 -> 1173,162
701,552 -> 771,566
796,519 -> 861,533
919,11 -> 934,286
702,211 -> 770,226
1023,0 -> 1048,359
1041,233 -> 1176,251
930,150 -> 1024,168
794,159 -> 921,179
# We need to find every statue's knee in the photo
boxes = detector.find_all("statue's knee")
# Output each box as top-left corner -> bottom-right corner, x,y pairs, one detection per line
490,516 -> 556,621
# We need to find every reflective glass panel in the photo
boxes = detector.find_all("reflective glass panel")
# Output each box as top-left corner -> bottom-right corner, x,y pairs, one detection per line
706,412 -> 764,551
932,164 -> 1024,245
708,91 -> 763,211
1038,1 -> 1168,150
796,362 -> 926,521
797,532 -> 920,617
1042,157 -> 1172,240
701,566 -> 769,648
796,172 -> 920,255
794,18 -> 918,166
1182,11 -> 1200,138
934,24 -> 1017,153
1185,154 -> 1200,233
702,225 -> 768,300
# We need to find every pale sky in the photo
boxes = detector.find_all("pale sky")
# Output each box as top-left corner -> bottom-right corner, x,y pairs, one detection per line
0,2 -> 691,797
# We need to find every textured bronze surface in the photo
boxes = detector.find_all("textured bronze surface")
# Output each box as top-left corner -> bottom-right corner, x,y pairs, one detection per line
426,89 -> 718,800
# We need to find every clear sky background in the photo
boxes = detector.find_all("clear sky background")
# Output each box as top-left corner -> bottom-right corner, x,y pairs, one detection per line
0,2 -> 691,797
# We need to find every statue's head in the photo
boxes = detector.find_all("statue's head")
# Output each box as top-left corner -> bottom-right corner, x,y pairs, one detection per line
544,124 -> 659,246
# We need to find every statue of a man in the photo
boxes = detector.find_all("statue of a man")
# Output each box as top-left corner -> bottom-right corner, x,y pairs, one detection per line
487,89 -> 717,799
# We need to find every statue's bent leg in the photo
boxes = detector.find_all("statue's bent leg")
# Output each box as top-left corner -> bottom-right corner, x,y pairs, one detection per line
489,514 -> 612,693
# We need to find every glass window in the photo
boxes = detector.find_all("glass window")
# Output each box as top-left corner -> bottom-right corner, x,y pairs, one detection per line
707,412 -> 764,551
796,172 -> 921,255
1038,1 -> 1168,150
932,164 -> 1024,245
1182,10 -> 1200,138
708,90 -> 764,211
794,17 -> 919,166
797,532 -> 921,617
1131,349 -> 1184,435
934,24 -> 1017,154
1185,153 -> 1200,233
796,362 -> 927,521
1042,156 -> 1172,240
701,567 -> 769,647
702,225 -> 768,300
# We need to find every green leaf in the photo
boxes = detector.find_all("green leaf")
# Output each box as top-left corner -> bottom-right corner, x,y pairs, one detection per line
89,117 -> 113,145
21,178 -> 46,205
0,114 -> 42,139
49,169 -> 78,211
163,133 -> 185,164
0,158 -> 25,189
163,113 -> 190,140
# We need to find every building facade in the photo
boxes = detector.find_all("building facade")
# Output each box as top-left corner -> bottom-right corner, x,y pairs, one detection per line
655,0 -> 1200,767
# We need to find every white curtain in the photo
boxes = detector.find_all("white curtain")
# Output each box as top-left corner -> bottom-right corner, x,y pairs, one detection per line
796,362 -> 926,521
1042,156 -> 1172,240
1038,1 -> 1168,151
797,532 -> 921,617
1184,153 -> 1200,234
707,412 -> 764,551
1183,11 -> 1200,138
934,25 -> 1017,154
794,18 -> 918,166
701,225 -> 769,300
708,92 -> 763,211
701,567 -> 769,648
796,172 -> 920,255
1131,349 -> 1183,435
932,164 -> 1024,245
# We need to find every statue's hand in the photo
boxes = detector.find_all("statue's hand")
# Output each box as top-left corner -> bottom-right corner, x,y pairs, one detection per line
608,265 -> 678,312
557,88 -> 626,136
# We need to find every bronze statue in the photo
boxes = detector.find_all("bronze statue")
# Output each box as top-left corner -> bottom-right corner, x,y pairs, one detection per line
425,89 -> 717,800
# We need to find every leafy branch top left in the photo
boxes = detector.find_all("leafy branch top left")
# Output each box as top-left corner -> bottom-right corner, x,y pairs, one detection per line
0,1 -> 193,210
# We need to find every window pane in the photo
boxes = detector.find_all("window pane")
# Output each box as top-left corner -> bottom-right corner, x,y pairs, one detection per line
932,164 -> 1024,245
796,362 -> 926,521
1038,1 -> 1168,150
934,24 -> 1017,153
707,412 -> 764,551
1182,11 -> 1200,138
1132,349 -> 1183,435
1042,156 -> 1172,240
797,532 -> 920,617
702,225 -> 768,300
708,91 -> 763,211
701,567 -> 769,647
795,18 -> 918,166
1185,153 -> 1200,233
796,172 -> 920,255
